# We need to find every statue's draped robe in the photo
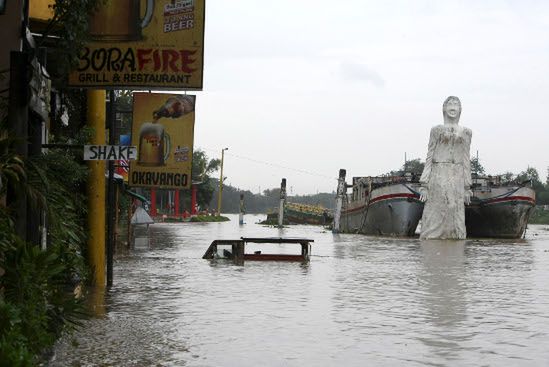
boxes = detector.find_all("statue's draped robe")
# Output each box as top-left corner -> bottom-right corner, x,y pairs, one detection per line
420,124 -> 472,239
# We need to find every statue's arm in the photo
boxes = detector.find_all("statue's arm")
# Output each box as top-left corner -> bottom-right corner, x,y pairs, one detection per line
463,128 -> 473,204
419,127 -> 437,202
462,128 -> 472,187
420,127 -> 437,185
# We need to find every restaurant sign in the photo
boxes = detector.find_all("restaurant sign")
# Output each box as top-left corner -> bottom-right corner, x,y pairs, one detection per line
69,0 -> 205,90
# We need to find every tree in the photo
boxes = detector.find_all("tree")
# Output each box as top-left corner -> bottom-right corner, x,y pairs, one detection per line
470,156 -> 485,176
516,167 -> 542,188
37,0 -> 105,80
516,168 -> 545,204
387,158 -> 425,176
404,158 -> 425,175
500,172 -> 515,182
179,150 -> 220,210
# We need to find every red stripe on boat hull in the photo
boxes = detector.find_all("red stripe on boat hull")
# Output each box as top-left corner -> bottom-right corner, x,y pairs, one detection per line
343,193 -> 420,214
476,195 -> 536,206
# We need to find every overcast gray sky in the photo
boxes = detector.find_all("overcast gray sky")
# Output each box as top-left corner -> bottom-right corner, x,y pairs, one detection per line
193,0 -> 549,195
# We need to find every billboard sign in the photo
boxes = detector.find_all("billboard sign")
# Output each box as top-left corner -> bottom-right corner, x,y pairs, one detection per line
69,0 -> 205,90
129,92 -> 195,189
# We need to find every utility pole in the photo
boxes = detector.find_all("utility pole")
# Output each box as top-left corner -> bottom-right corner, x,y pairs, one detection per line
106,90 -> 115,287
217,147 -> 228,216
87,90 -> 106,287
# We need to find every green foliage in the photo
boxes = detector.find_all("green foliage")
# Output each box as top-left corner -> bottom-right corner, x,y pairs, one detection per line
499,172 -> 515,182
0,126 -> 89,363
517,167 -> 543,189
26,148 -> 89,284
0,207 -> 16,254
115,90 -> 133,111
208,183 -> 335,214
176,149 -> 221,210
38,0 -> 105,80
528,207 -> 549,224
189,215 -> 230,223
387,158 -> 425,176
404,158 -> 425,175
537,191 -> 549,206
0,300 -> 34,367
0,241 -> 85,365
471,156 -> 485,176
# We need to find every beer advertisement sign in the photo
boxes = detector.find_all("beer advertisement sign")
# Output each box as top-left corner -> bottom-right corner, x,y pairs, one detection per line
129,93 -> 195,189
69,0 -> 205,90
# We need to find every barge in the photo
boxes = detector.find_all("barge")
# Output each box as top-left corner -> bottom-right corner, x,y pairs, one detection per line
337,173 -> 424,236
465,176 -> 536,238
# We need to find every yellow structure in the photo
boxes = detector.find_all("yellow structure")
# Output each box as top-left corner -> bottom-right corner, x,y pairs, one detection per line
29,0 -> 54,22
86,90 -> 106,286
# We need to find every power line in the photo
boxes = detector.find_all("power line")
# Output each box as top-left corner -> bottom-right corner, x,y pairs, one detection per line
198,147 -> 337,181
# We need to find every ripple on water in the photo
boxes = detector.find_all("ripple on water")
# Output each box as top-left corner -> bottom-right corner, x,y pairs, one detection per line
48,217 -> 549,366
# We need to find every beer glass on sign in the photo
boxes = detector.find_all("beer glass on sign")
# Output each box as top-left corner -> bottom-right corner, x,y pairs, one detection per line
137,122 -> 171,166
88,0 -> 155,42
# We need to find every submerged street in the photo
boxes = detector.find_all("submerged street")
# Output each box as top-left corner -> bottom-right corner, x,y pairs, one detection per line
49,215 -> 549,366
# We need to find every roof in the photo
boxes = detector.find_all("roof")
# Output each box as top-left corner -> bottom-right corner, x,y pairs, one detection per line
241,237 -> 314,244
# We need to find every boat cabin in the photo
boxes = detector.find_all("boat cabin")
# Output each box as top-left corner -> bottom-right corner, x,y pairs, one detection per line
202,237 -> 313,265
351,174 -> 419,202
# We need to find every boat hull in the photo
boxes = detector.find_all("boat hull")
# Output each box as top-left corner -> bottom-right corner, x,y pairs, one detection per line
340,183 -> 424,236
465,186 -> 536,238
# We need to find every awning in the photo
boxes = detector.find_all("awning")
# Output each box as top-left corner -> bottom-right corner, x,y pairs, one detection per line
126,190 -> 150,204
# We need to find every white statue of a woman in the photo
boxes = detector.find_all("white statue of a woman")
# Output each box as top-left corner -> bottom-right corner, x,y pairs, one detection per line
419,96 -> 472,240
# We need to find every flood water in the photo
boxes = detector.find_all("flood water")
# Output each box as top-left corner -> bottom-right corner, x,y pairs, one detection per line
49,215 -> 549,366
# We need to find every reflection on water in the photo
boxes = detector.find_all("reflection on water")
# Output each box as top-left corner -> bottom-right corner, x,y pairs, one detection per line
48,216 -> 549,366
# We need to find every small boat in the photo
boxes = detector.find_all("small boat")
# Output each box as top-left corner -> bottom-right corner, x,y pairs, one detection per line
465,176 -> 536,238
338,174 -> 424,236
264,202 -> 332,225
202,237 -> 313,264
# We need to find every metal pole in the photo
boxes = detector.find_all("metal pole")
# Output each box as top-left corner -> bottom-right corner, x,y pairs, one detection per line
239,193 -> 244,225
217,148 -> 228,216
151,188 -> 157,216
175,190 -> 180,217
106,90 -> 116,287
333,169 -> 347,233
191,184 -> 197,214
278,178 -> 286,227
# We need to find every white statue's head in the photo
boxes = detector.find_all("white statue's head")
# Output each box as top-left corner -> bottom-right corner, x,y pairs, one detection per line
443,96 -> 461,125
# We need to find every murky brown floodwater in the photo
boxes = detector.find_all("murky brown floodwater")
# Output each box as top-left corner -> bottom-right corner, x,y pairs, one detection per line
48,215 -> 549,366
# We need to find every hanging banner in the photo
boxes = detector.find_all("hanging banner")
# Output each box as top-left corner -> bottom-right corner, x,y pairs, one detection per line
116,134 -> 132,182
129,93 -> 195,189
68,0 -> 205,90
